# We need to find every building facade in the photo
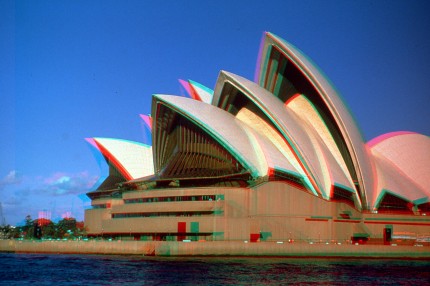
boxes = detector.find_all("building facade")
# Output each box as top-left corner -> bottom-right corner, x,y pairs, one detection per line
84,32 -> 430,244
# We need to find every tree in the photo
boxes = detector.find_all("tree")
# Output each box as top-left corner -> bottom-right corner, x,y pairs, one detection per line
23,215 -> 34,239
24,215 -> 32,229
34,218 -> 55,239
56,218 -> 77,239
14,215 -> 85,240
0,225 -> 11,239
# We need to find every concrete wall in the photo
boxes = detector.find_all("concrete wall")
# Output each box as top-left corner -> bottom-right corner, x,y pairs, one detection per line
84,181 -> 430,243
1,240 -> 429,258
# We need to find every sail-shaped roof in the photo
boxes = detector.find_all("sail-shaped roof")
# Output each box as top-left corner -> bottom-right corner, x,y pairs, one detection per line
254,32 -> 374,208
179,79 -> 214,104
368,132 -> 430,210
86,32 -> 429,214
152,94 -> 272,179
91,137 -> 154,180
213,70 -> 363,203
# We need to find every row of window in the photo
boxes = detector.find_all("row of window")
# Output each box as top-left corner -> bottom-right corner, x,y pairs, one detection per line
112,211 -> 222,218
92,203 -> 111,209
124,194 -> 224,204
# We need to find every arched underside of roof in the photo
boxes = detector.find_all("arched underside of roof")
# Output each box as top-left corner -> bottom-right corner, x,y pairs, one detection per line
376,191 -> 415,214
254,32 -> 374,209
418,202 -> 430,213
156,109 -> 247,179
374,187 -> 428,214
152,94 -> 311,190
152,94 -> 273,180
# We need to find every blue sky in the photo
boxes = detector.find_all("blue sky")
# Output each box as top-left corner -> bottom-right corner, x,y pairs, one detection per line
1,0 -> 429,225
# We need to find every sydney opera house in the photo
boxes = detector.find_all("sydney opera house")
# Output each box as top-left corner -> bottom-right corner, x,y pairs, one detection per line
84,32 -> 430,244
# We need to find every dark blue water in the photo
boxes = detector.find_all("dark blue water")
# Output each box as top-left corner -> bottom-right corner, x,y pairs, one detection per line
0,253 -> 429,285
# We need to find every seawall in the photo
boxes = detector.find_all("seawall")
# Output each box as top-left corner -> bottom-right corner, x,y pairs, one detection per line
1,240 -> 430,258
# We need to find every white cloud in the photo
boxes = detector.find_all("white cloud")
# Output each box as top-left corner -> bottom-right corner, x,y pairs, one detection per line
1,171 -> 98,225
0,170 -> 22,186
43,172 -> 97,196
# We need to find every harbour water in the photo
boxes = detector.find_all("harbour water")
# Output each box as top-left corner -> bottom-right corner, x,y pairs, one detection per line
0,253 -> 429,285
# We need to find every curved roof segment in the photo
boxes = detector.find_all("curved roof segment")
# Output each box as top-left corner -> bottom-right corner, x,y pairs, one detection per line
371,152 -> 428,211
254,32 -> 374,208
139,114 -> 153,145
179,79 -> 214,104
153,94 -> 269,178
212,70 -> 361,205
152,94 -> 305,181
213,71 -> 319,197
189,80 -> 214,104
286,94 -> 359,203
139,114 -> 152,131
91,137 -> 154,180
235,107 -> 306,181
368,132 -> 430,210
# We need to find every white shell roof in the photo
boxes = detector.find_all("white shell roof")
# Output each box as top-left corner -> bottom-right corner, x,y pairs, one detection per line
371,151 -> 428,209
189,80 -> 214,104
178,79 -> 214,104
87,31 -> 429,214
153,94 -> 265,177
254,32 -> 374,208
153,94 -> 302,179
238,119 -> 301,178
368,132 -> 430,208
287,95 -> 358,199
213,70 -> 362,201
235,107 -> 304,179
93,138 -> 154,180
287,94 -> 353,186
139,114 -> 152,130
213,71 -> 320,196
